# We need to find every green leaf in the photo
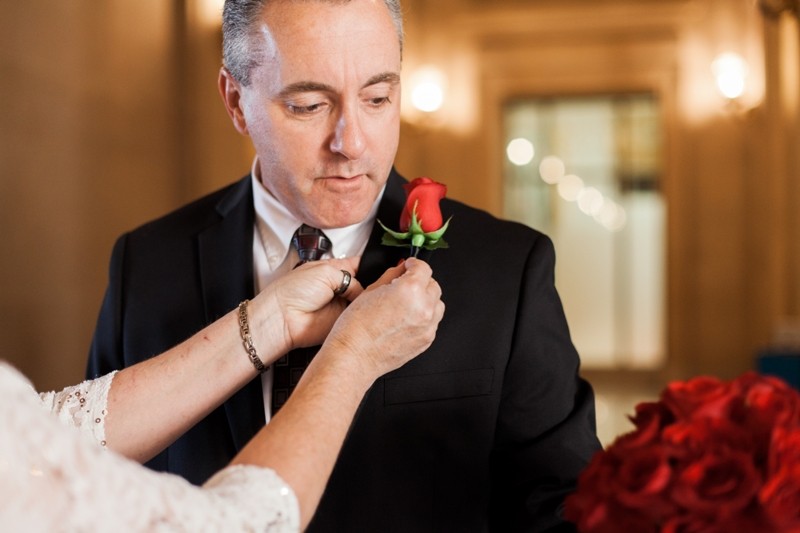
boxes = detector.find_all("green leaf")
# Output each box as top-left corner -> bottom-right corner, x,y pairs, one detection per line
423,238 -> 449,251
423,216 -> 452,241
378,219 -> 410,241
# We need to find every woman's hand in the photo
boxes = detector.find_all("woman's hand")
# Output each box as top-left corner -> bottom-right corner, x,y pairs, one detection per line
231,259 -> 444,530
323,257 -> 445,379
248,257 -> 364,356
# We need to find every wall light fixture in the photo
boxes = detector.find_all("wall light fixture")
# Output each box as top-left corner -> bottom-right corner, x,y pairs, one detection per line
711,52 -> 748,100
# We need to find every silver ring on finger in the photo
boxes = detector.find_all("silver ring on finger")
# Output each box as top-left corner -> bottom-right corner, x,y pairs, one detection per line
333,270 -> 352,296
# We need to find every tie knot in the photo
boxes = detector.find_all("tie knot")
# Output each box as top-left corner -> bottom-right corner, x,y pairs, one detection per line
293,224 -> 331,265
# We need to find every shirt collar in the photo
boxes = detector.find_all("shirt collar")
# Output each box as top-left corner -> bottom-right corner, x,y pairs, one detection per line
250,156 -> 384,268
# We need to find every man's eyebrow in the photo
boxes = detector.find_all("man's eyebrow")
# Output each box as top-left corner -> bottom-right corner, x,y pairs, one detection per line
277,73 -> 400,99
363,72 -> 400,88
277,81 -> 335,99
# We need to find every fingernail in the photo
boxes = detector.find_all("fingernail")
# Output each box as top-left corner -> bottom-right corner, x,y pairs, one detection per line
397,258 -> 406,266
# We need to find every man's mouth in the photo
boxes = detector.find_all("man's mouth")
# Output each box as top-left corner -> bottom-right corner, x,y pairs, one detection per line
318,174 -> 366,190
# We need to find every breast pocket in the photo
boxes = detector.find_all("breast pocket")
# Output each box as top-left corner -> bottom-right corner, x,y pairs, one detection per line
384,368 -> 495,405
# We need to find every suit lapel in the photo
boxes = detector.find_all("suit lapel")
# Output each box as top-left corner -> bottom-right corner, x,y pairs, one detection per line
197,176 -> 266,451
198,177 -> 254,322
357,170 -> 409,285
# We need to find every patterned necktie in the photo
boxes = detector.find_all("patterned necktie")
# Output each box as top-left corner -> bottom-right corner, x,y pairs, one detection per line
272,225 -> 331,414
292,224 -> 331,266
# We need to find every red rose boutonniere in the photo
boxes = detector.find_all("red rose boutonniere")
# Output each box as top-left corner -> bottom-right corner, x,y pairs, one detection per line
565,371 -> 800,532
379,177 -> 452,258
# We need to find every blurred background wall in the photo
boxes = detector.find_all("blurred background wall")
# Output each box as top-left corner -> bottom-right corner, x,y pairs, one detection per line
1,0 -> 798,443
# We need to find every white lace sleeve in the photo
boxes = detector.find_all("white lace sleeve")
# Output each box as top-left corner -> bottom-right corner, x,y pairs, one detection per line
0,362 -> 300,532
38,371 -> 116,448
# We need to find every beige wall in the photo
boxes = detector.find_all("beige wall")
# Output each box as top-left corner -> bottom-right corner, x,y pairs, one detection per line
1,0 -> 798,391
0,2 -> 246,390
2,3 -> 177,390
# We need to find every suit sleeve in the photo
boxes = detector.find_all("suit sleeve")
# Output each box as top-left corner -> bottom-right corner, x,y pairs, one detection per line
86,234 -> 128,379
489,234 -> 601,532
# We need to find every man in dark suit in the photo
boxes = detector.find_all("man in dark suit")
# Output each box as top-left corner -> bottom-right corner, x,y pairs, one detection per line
87,0 -> 601,530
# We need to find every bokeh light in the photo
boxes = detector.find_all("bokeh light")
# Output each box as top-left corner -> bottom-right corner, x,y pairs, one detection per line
539,155 -> 565,184
557,174 -> 584,202
411,81 -> 444,112
506,138 -> 535,166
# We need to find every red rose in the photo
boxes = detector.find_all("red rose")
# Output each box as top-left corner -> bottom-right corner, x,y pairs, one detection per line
625,401 -> 675,447
759,464 -> 800,529
400,177 -> 447,233
568,448 -> 620,503
738,373 -> 800,437
733,370 -> 791,395
661,514 -> 720,533
566,449 -> 627,530
671,450 -> 761,518
567,372 -> 800,533
613,446 -> 674,513
662,512 -> 765,533
566,444 -> 674,528
768,427 -> 800,476
661,376 -> 739,422
661,419 -> 754,462
566,456 -> 658,533
565,496 -> 655,533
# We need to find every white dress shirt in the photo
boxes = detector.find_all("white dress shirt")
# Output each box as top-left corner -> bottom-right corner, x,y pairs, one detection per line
250,157 -> 384,420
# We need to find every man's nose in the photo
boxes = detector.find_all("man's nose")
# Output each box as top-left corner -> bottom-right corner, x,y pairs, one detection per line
329,105 -> 366,160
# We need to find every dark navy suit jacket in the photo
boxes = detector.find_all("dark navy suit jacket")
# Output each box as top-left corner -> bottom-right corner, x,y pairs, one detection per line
87,169 -> 601,532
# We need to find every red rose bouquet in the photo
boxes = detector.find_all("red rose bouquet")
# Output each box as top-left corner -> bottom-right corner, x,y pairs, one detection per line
565,372 -> 800,532
379,177 -> 451,258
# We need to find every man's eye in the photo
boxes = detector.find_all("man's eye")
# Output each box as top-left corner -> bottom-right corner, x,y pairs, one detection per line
367,97 -> 391,107
287,103 -> 326,115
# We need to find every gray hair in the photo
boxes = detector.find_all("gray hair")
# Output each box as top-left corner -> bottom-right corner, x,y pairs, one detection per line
223,0 -> 404,86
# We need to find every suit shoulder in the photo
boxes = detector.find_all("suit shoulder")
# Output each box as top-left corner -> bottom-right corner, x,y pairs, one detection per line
442,196 -> 550,246
123,176 -> 251,241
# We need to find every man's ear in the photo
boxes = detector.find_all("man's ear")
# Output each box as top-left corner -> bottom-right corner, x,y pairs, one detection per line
218,67 -> 249,135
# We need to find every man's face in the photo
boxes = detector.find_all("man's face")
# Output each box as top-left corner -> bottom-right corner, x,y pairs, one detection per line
230,0 -> 402,229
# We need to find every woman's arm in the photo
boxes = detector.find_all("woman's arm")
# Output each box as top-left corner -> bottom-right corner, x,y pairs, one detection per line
104,257 -> 363,463
231,258 -> 445,530
23,258 -> 441,531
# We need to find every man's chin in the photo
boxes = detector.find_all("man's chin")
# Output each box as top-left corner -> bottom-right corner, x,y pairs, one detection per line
312,206 -> 375,230
305,190 -> 381,229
